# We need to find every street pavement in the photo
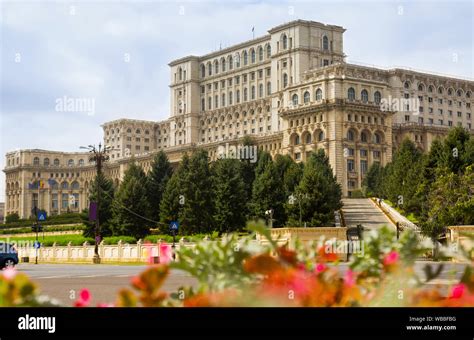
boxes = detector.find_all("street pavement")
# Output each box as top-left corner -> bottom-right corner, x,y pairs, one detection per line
342,198 -> 396,230
13,260 -> 467,306
16,263 -> 198,306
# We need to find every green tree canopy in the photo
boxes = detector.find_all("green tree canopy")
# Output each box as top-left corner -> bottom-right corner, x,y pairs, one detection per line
146,151 -> 173,223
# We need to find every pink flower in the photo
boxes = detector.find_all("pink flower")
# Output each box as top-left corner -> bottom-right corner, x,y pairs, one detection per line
97,302 -> 114,307
2,267 -> 17,280
160,244 -> 173,264
315,263 -> 327,274
450,284 -> 466,299
344,269 -> 356,288
74,289 -> 91,307
383,251 -> 399,266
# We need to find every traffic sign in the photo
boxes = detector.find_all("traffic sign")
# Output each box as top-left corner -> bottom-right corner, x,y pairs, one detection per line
34,241 -> 41,249
169,221 -> 179,231
37,211 -> 47,221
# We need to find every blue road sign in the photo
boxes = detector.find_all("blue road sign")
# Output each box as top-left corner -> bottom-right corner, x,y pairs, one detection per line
169,221 -> 179,231
37,211 -> 47,221
34,241 -> 41,249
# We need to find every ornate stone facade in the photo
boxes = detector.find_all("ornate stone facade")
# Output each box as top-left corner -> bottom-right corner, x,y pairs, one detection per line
3,20 -> 474,220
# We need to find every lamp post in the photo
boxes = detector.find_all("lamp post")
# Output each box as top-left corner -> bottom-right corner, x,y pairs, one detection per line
80,143 -> 116,264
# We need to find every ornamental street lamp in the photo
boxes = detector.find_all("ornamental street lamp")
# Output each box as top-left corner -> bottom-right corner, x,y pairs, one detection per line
80,143 -> 117,264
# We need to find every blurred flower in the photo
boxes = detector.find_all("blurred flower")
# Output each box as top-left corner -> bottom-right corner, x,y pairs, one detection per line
2,267 -> 17,280
160,244 -> 172,264
383,251 -> 399,266
449,283 -> 466,299
344,269 -> 356,288
315,263 -> 327,274
74,289 -> 91,307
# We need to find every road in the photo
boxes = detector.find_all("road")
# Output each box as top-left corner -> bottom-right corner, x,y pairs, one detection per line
13,260 -> 467,306
342,198 -> 395,230
16,263 -> 198,306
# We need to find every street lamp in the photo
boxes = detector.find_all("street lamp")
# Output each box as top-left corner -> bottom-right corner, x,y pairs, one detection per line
80,143 -> 117,264
265,209 -> 274,228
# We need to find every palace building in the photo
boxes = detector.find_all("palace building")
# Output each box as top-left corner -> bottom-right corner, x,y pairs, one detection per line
3,19 -> 474,220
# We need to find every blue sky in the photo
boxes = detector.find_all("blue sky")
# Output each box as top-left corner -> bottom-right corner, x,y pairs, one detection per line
1,0 -> 473,201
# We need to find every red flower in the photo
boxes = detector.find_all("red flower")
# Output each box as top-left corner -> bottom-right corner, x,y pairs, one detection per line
315,263 -> 327,274
383,251 -> 399,266
344,269 -> 356,288
74,289 -> 91,307
449,284 -> 466,299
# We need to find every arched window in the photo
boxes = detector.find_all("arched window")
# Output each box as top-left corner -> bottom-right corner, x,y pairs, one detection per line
235,53 -> 240,68
374,91 -> 381,104
428,85 -> 434,93
61,182 -> 69,190
221,93 -> 226,106
251,86 -> 255,100
282,34 -> 288,49
361,89 -> 369,103
243,51 -> 248,65
283,73 -> 288,88
68,159 -> 74,167
251,49 -> 256,63
228,56 -> 233,70
305,133 -> 311,144
178,67 -> 182,81
266,44 -> 271,58
145,130 -> 150,135
44,158 -> 50,166
438,86 -> 444,94
244,88 -> 248,101
467,91 -> 472,99
318,131 -> 324,141
347,87 -> 355,100
448,88 -> 453,96
404,81 -> 410,89
418,84 -> 424,91
294,135 -> 300,145
79,159 -> 84,166
54,159 -> 60,166
71,181 -> 80,190
200,64 -> 205,78
374,132 -> 382,144
208,62 -> 212,76
323,36 -> 329,50
315,88 -> 322,101
236,90 -> 241,103
267,82 -> 271,95
259,84 -> 263,98
457,89 -> 463,97
303,91 -> 310,103
361,131 -> 368,143
214,60 -> 219,74
33,157 -> 40,166
347,129 -> 355,141
258,46 -> 263,61
292,94 -> 299,105
136,129 -> 141,134
229,91 -> 233,105
221,58 -> 226,72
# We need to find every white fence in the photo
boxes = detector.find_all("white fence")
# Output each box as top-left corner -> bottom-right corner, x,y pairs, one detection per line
17,239 -> 196,263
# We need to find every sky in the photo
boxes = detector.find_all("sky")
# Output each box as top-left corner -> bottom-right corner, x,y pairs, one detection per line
0,0 -> 473,201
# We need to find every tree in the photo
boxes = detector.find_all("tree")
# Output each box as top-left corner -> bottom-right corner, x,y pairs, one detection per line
286,150 -> 342,227
178,150 -> 215,234
83,173 -> 115,238
383,138 -> 424,214
420,165 -> 474,258
112,162 -> 151,239
146,151 -> 173,223
159,154 -> 190,233
250,159 -> 286,227
363,162 -> 384,197
274,154 -> 304,197
212,159 -> 247,233
5,213 -> 20,224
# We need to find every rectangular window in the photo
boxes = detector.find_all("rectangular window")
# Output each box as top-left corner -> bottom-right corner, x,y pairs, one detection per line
373,151 -> 381,159
62,193 -> 68,209
347,159 -> 355,172
360,149 -> 368,157
52,194 -> 58,210
361,160 -> 368,174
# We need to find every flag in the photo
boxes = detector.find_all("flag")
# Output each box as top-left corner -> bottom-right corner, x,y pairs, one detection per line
39,180 -> 44,188
48,178 -> 57,187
